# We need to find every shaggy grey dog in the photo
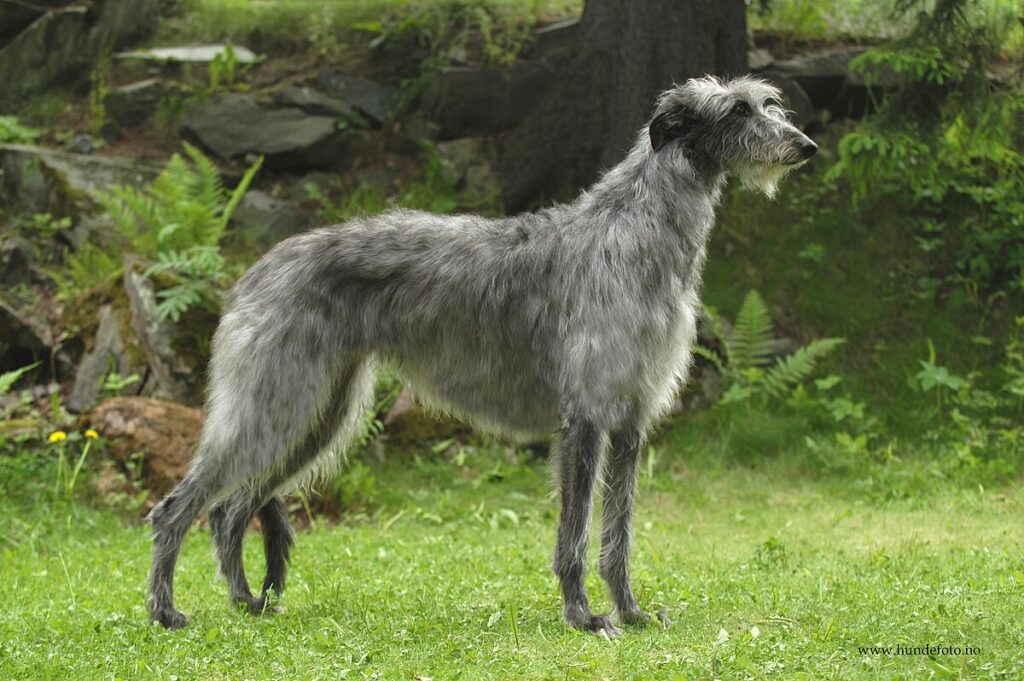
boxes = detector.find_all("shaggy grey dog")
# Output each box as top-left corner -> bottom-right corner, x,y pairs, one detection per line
148,75 -> 817,635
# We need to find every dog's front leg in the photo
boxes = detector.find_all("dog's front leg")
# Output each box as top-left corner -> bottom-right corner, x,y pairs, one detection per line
599,425 -> 670,628
553,417 -> 618,636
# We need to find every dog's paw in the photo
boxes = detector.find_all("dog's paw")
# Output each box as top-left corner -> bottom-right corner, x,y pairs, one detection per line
152,608 -> 189,630
620,608 -> 652,627
237,595 -> 284,617
567,612 -> 621,638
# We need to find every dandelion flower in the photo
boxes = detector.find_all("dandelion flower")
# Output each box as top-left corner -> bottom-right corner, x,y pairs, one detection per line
48,430 -> 67,443
84,429 -> 99,440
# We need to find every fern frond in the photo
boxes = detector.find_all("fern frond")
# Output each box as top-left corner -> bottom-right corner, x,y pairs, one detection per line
220,154 -> 264,234
761,338 -> 845,398
0,361 -> 41,398
692,344 -> 725,373
730,290 -> 776,370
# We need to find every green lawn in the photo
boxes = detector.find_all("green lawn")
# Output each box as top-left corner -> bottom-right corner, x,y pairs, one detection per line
2,441 -> 1022,680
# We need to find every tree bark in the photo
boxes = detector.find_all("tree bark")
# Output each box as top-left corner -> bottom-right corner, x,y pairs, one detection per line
499,0 -> 748,210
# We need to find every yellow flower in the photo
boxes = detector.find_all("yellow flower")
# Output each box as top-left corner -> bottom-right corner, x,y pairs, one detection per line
84,429 -> 99,440
48,430 -> 67,443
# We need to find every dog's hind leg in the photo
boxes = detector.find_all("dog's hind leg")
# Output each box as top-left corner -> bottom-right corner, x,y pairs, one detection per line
148,463 -> 221,629
208,357 -> 374,616
208,488 -> 267,613
257,495 -> 293,599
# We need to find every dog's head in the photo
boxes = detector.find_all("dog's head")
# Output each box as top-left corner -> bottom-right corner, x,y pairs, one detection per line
648,76 -> 817,197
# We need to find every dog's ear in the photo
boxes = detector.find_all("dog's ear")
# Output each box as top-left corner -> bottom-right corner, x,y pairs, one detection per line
649,109 -> 698,152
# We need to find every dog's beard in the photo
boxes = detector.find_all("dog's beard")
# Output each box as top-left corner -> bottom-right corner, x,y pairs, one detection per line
736,161 -> 802,198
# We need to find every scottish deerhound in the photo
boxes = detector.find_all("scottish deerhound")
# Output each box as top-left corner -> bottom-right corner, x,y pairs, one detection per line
148,75 -> 816,635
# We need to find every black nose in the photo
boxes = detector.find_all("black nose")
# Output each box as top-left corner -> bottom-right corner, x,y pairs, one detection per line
797,138 -> 818,159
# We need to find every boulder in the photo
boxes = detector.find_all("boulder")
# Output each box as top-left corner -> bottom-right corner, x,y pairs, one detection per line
315,71 -> 401,126
525,16 -> 580,60
115,43 -> 259,64
0,143 -> 161,217
0,0 -> 160,105
771,48 -> 867,109
0,300 -> 51,373
232,189 -> 313,248
274,84 -> 355,119
123,258 -> 192,403
421,61 -> 556,140
89,396 -> 201,497
104,78 -> 164,127
66,304 -> 143,413
181,93 -> 346,169
383,386 -> 472,448
0,236 -> 30,287
436,137 -> 501,207
757,70 -> 816,129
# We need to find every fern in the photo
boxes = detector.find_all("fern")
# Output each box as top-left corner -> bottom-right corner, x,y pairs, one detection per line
68,145 -> 263,319
699,290 -> 844,405
730,290 -> 777,371
0,362 -> 40,399
761,338 -> 845,398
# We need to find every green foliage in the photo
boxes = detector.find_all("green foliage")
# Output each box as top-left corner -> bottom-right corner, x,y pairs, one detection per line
88,52 -> 110,138
0,362 -> 40,402
309,142 -> 462,224
18,212 -> 71,239
65,144 -> 263,319
828,0 -> 1024,297
101,371 -> 141,397
0,115 -> 42,144
700,290 -> 844,405
207,44 -> 249,94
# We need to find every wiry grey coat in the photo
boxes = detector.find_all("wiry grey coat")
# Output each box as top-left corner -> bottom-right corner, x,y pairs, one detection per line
147,75 -> 817,635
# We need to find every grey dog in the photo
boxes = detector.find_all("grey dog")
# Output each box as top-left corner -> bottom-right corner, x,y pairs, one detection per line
148,75 -> 816,634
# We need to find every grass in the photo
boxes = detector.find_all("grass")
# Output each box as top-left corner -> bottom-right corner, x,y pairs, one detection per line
2,439 -> 1023,680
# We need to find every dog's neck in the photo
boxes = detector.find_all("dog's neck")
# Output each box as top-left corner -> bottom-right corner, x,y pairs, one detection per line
579,134 -> 727,241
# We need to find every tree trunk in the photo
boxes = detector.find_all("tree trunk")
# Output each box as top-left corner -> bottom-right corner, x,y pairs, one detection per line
499,0 -> 748,210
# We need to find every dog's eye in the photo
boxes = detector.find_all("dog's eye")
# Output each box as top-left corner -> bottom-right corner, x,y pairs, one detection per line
731,101 -> 751,117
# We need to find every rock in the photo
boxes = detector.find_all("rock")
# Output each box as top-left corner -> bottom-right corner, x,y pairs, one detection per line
105,78 -> 164,127
757,70 -> 815,128
526,16 -> 580,60
115,43 -> 259,64
748,48 -> 774,71
771,48 -> 866,108
0,236 -> 30,287
422,61 -> 556,140
66,304 -> 142,413
123,258 -> 191,403
383,386 -> 472,448
315,71 -> 401,126
232,189 -> 313,248
0,299 -> 51,374
181,93 -> 346,169
274,84 -> 355,119
436,137 -> 501,206
0,0 -> 42,46
398,112 -> 440,142
89,396 -> 201,497
0,143 -> 161,217
0,0 -> 160,106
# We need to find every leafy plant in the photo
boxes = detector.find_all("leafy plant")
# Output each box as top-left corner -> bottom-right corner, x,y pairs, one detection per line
65,144 -> 263,318
0,362 -> 40,403
101,371 -> 141,397
697,290 -> 844,404
827,0 -> 1024,297
89,52 -> 110,138
0,115 -> 42,144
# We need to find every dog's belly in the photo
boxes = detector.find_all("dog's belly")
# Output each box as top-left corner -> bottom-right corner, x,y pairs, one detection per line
386,353 -> 560,440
